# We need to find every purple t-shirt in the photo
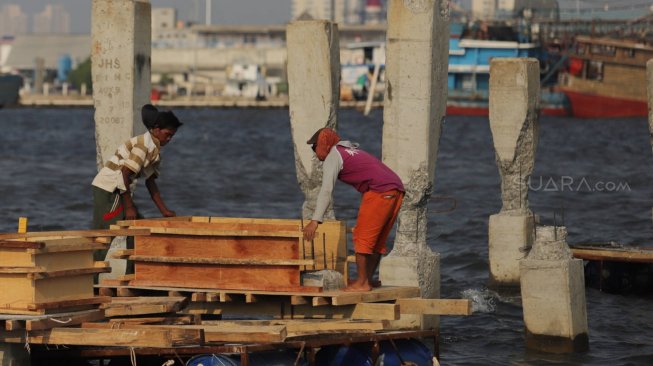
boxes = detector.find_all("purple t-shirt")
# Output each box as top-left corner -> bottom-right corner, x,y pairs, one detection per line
335,145 -> 404,193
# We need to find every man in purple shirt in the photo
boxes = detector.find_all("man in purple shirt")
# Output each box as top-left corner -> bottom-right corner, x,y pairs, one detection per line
302,128 -> 404,291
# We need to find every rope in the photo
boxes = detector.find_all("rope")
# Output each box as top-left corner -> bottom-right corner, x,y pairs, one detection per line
130,347 -> 137,366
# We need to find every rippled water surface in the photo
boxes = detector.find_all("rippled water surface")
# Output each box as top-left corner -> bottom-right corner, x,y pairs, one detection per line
0,107 -> 652,365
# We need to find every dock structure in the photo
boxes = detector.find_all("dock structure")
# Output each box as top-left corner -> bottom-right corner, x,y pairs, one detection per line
0,222 -> 472,365
487,58 -> 540,288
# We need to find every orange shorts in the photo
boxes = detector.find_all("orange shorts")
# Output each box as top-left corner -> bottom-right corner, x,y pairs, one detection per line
352,189 -> 404,255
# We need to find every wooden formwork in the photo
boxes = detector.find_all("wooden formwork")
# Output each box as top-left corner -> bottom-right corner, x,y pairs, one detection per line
112,216 -> 348,292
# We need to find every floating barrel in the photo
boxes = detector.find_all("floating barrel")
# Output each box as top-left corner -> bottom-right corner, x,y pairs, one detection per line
315,338 -> 433,366
186,351 -> 303,366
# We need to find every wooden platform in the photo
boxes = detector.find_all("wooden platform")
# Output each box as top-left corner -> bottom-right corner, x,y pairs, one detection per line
571,243 -> 653,263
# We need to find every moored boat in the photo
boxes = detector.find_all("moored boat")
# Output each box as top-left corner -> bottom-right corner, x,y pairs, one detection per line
0,74 -> 22,108
558,35 -> 651,118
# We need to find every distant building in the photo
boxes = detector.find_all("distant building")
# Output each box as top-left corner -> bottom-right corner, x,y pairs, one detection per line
291,0 -> 379,25
0,4 -> 28,36
33,5 -> 71,34
152,8 -> 177,31
473,0 -> 559,21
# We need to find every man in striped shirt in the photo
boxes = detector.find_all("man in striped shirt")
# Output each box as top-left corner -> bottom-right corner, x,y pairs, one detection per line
92,106 -> 182,262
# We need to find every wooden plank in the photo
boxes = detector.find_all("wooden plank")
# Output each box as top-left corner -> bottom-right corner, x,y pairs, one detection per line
82,322 -> 287,343
102,297 -> 188,317
312,297 -> 330,307
291,296 -> 308,306
0,327 -> 201,348
201,319 -> 389,337
134,235 -> 299,261
0,229 -> 150,240
329,287 -> 421,306
28,296 -> 111,310
0,266 -> 45,274
132,262 -> 303,291
0,240 -> 43,249
28,267 -> 110,280
396,298 -> 472,316
206,293 -> 220,302
108,249 -> 133,259
103,314 -> 197,326
26,309 -> 105,331
130,255 -> 314,266
146,227 -> 304,238
351,303 -> 400,320
192,293 -> 207,302
245,293 -> 257,303
571,247 -> 653,263
30,242 -> 109,254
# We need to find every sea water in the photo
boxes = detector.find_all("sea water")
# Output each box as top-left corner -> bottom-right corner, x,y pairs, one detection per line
0,107 -> 651,365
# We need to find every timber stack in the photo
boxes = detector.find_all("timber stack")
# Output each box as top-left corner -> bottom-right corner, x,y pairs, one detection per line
0,218 -> 472,365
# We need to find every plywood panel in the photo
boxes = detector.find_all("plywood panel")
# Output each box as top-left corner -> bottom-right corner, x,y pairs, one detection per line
35,251 -> 94,272
133,262 -> 300,290
135,235 -> 299,260
34,276 -> 95,304
0,276 -> 36,308
0,249 -> 33,267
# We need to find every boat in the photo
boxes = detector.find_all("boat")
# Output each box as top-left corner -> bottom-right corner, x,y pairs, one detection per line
447,23 -> 570,117
340,24 -> 571,116
0,74 -> 22,108
558,36 -> 651,118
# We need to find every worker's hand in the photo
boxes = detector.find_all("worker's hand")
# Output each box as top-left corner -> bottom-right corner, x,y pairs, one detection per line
161,209 -> 176,217
303,220 -> 319,241
125,206 -> 138,220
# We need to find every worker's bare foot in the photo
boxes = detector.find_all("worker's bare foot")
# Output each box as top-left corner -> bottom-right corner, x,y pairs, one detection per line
343,280 -> 372,292
371,279 -> 382,288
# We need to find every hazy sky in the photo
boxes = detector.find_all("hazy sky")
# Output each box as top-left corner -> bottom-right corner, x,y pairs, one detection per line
2,0 -> 647,34
0,0 -> 292,34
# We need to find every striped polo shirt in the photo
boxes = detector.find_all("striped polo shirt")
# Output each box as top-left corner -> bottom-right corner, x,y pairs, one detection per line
92,132 -> 161,193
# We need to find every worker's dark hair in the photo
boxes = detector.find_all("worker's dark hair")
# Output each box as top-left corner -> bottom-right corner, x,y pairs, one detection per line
142,104 -> 182,130
141,104 -> 159,129
154,111 -> 183,130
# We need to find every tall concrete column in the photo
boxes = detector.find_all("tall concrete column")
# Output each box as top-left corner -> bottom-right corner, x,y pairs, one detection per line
647,60 -> 653,223
379,0 -> 450,329
520,226 -> 589,353
91,0 -> 151,279
92,0 -> 151,170
488,58 -> 540,288
287,20 -> 340,219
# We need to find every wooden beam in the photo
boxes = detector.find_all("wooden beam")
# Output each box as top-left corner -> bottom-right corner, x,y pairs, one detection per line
571,247 -> 653,264
351,303 -> 400,320
144,227 -> 304,238
28,296 -> 111,311
130,255 -> 314,266
28,267 -> 110,280
0,240 -> 43,249
396,298 -> 472,316
328,287 -> 421,306
102,297 -> 188,317
0,229 -> 150,240
201,319 -> 388,337
0,327 -> 201,348
26,309 -> 105,331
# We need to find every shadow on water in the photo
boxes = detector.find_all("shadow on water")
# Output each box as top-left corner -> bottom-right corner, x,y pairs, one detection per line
0,108 -> 652,364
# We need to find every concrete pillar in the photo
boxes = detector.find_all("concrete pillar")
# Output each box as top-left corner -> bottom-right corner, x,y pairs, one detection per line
287,20 -> 340,220
0,343 -> 29,365
92,0 -> 151,279
34,57 -> 45,95
647,60 -> 653,224
379,0 -> 450,330
520,225 -> 589,353
91,0 -> 151,170
488,58 -> 540,288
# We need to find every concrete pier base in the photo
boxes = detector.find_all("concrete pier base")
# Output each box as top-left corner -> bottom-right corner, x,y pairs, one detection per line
520,226 -> 589,353
647,60 -> 653,223
488,211 -> 534,288
0,343 -> 29,366
380,249 -> 440,330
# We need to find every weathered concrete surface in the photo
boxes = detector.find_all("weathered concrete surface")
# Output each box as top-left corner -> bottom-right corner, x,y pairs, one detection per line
287,20 -> 340,220
379,251 -> 441,329
92,0 -> 151,170
0,343 -> 29,365
488,58 -> 539,288
489,58 -> 540,213
646,59 -> 653,223
520,225 -> 589,353
488,212 -> 534,287
379,0 -> 449,329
